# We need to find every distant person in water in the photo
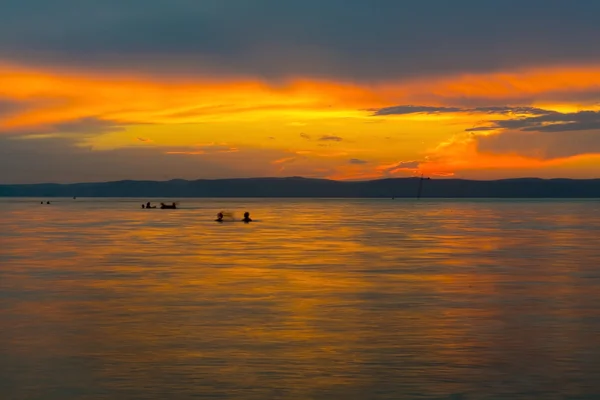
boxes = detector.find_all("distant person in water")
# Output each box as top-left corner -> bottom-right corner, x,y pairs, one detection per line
215,212 -> 224,222
141,204 -> 145,208
242,212 -> 252,223
160,202 -> 177,209
46,201 -> 50,204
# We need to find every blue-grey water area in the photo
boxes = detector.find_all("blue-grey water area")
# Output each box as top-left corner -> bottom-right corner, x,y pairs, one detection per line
1,197 -> 599,400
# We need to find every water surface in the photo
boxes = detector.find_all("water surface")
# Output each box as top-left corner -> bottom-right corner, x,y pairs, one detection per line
1,198 -> 600,399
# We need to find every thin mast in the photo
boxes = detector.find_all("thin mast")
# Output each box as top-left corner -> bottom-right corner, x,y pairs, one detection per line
417,174 -> 430,199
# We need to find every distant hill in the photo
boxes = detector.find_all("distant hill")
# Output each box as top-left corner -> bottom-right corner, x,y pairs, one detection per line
1,177 -> 599,198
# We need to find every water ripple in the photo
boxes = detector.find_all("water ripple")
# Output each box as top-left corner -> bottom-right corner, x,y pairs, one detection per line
1,198 -> 599,399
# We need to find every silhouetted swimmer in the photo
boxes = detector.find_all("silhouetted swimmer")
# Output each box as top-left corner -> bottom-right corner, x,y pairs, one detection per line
46,201 -> 50,205
215,212 -> 224,222
242,212 -> 252,223
141,204 -> 145,209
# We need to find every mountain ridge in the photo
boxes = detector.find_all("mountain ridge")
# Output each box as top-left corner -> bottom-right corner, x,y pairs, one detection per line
1,177 -> 600,198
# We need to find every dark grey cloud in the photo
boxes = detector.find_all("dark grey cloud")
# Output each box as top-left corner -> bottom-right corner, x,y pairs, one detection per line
349,158 -> 368,164
477,129 -> 600,160
469,109 -> 600,160
0,98 -> 40,120
52,117 -> 126,134
2,1 -> 600,80
0,99 -> 24,117
372,105 -> 555,116
373,106 -> 463,115
468,110 -> 600,133
471,107 -> 558,116
0,116 -> 125,137
319,135 -> 343,142
0,135 -> 288,183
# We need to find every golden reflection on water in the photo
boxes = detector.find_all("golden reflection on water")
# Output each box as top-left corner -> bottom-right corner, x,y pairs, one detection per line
1,198 -> 600,399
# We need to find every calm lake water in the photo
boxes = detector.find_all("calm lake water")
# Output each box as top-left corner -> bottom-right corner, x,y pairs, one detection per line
1,198 -> 600,400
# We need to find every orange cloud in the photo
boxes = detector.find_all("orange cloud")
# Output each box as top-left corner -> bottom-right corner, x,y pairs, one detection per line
3,60 -> 600,180
414,131 -> 600,179
4,61 -> 600,132
378,64 -> 600,108
0,62 -> 387,131
327,168 -> 383,181
272,156 -> 297,165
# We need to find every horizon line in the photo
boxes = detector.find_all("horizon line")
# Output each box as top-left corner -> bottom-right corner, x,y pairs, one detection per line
2,175 -> 600,186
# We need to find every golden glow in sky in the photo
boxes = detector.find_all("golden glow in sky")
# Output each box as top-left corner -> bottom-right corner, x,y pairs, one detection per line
2,1 -> 600,183
2,62 -> 600,182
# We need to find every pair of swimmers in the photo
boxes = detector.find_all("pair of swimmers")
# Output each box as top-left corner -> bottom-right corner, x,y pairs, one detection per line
216,211 -> 252,223
141,202 -> 176,209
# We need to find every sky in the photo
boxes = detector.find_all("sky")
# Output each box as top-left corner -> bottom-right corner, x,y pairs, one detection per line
2,0 -> 600,183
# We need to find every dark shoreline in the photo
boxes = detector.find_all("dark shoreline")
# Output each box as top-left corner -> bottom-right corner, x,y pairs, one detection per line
2,177 -> 600,198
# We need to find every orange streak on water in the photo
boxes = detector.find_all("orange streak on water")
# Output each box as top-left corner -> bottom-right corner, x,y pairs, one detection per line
1,198 -> 599,398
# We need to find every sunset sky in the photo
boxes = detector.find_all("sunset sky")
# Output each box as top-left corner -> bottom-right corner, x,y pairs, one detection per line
2,0 -> 600,183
